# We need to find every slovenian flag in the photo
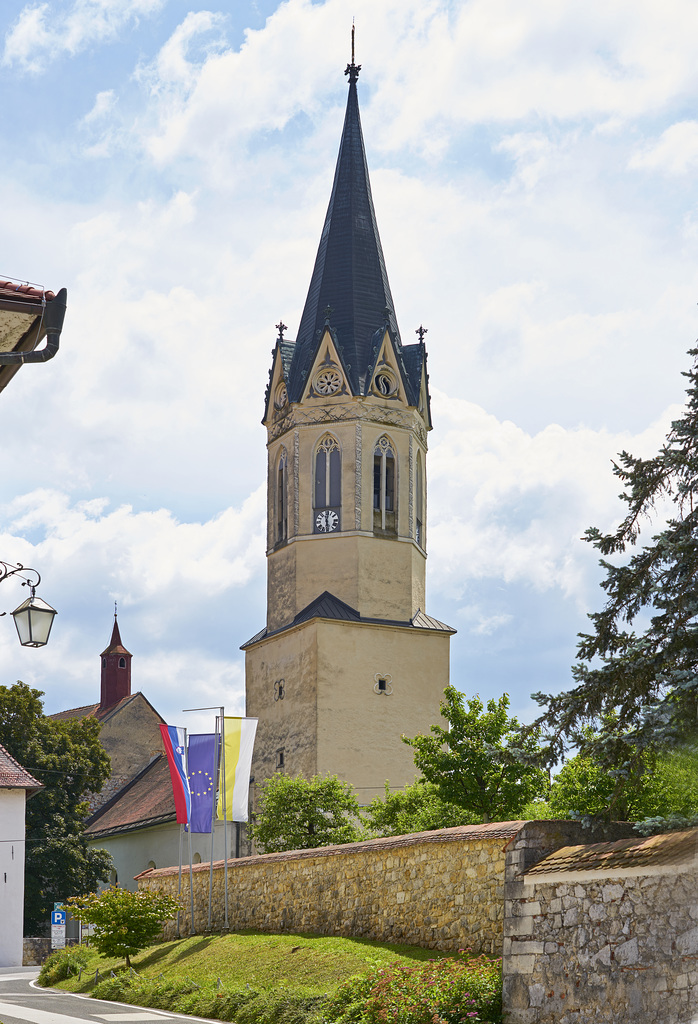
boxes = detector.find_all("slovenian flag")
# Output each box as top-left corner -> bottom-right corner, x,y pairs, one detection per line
160,724 -> 191,825
217,717 -> 257,823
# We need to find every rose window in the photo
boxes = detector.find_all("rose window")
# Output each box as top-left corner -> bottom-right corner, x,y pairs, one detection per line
314,369 -> 342,395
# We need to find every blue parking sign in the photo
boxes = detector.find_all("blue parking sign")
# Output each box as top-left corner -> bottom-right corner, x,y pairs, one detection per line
51,910 -> 66,926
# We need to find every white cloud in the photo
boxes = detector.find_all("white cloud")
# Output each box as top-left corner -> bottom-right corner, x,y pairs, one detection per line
4,0 -> 698,719
3,0 -> 165,72
80,88 -> 116,124
629,121 -> 698,176
427,391 -> 679,615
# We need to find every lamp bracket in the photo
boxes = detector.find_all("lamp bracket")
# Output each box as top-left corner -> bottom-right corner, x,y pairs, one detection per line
0,561 -> 41,591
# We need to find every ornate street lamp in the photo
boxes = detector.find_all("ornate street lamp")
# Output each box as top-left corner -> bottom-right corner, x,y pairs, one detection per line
0,562 -> 57,647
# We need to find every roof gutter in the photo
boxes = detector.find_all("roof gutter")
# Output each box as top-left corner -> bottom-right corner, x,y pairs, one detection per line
0,287 -> 67,364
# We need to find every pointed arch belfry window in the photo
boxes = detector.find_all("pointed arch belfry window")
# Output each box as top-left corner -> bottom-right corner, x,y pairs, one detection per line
373,435 -> 396,533
415,451 -> 424,547
276,448 -> 288,543
313,434 -> 341,534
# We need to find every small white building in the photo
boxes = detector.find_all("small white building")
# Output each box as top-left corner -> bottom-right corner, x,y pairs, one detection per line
0,744 -> 42,966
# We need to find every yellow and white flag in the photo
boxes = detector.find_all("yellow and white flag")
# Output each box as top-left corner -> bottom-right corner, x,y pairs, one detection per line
216,716 -> 258,823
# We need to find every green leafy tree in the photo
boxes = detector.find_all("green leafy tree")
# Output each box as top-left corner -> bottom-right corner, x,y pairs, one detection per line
249,772 -> 363,853
0,682 -> 112,933
531,348 -> 698,805
66,887 -> 181,967
549,743 -> 698,822
404,687 -> 548,823
363,781 -> 478,838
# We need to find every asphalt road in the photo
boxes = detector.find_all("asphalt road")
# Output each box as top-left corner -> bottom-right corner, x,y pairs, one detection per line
0,968 -> 213,1024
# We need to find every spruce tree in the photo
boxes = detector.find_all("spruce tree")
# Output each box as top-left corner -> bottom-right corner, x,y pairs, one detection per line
532,347 -> 698,796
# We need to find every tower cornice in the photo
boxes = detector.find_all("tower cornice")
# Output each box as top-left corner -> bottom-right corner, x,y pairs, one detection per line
266,397 -> 429,449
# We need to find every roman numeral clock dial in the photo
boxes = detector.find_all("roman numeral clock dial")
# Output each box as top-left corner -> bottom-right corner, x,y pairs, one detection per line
315,509 -> 339,532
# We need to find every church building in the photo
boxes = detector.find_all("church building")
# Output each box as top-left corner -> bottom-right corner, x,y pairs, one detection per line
243,52 -> 455,806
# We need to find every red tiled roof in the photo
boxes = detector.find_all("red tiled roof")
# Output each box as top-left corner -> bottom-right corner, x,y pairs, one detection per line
84,754 -> 175,838
50,692 -> 161,725
526,828 -> 698,876
0,743 -> 42,793
0,281 -> 55,304
50,701 -> 100,721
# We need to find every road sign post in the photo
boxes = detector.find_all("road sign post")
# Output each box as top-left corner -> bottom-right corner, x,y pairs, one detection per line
51,908 -> 66,949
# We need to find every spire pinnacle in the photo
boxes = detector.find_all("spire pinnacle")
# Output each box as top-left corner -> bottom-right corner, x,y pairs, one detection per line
345,20 -> 360,83
290,53 -> 399,400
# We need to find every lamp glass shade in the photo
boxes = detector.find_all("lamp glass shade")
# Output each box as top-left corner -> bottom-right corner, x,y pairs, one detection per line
12,594 -> 57,648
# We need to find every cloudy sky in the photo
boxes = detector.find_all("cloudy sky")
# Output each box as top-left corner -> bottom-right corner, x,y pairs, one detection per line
1,0 -> 697,740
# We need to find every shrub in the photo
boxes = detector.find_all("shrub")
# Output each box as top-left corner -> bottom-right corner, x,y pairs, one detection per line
325,952 -> 502,1024
38,945 -> 91,987
90,972 -> 327,1024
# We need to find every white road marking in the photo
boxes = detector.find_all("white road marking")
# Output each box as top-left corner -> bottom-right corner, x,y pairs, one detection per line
27,982 -> 217,1024
93,1016 -> 169,1021
0,1001 -> 96,1024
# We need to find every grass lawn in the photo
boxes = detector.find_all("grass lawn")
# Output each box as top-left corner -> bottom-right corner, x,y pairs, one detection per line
48,930 -> 451,997
42,930 -> 502,1024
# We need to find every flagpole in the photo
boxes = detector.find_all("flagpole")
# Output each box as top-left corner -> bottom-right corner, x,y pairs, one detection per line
177,824 -> 183,938
220,707 -> 229,929
208,726 -> 219,930
184,728 -> 195,935
183,705 -> 230,934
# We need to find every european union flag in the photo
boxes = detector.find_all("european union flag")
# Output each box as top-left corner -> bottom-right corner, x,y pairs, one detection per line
187,733 -> 219,833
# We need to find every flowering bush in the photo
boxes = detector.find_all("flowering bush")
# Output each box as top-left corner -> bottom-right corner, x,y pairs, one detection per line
325,951 -> 502,1024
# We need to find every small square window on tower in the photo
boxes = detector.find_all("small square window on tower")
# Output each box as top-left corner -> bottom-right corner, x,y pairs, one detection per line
276,748 -> 285,771
377,678 -> 388,693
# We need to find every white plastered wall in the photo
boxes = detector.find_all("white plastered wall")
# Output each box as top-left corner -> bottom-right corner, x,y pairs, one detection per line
0,789 -> 26,966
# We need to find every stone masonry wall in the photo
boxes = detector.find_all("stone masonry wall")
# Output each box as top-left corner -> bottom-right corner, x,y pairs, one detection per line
138,821 -> 632,954
139,824 -> 520,953
503,863 -> 698,1023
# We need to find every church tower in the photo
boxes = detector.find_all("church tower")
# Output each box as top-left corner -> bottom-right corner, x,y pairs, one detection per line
100,608 -> 132,710
243,51 -> 454,805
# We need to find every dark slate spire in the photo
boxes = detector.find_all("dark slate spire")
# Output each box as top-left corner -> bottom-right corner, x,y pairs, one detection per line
288,59 -> 401,400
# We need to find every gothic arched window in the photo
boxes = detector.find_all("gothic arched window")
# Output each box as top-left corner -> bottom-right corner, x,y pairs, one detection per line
374,435 -> 396,533
118,657 -> 126,668
314,434 -> 341,533
276,448 -> 288,543
415,451 -> 424,547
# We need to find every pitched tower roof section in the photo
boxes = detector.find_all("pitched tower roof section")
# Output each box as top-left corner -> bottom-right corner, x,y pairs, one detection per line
101,612 -> 131,658
288,60 -> 409,401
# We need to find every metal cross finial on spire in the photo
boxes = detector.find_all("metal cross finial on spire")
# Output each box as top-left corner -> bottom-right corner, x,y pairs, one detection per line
416,325 -> 428,343
344,20 -> 361,83
275,320 -> 287,341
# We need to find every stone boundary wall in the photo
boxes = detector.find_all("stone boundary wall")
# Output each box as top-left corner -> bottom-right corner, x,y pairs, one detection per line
22,936 -> 78,965
138,820 -> 631,954
503,846 -> 698,1023
23,937 -> 51,965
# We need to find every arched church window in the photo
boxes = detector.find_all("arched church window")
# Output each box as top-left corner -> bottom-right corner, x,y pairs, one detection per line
313,434 -> 341,533
276,448 -> 288,543
373,436 -> 396,533
118,657 -> 126,668
415,451 -> 424,547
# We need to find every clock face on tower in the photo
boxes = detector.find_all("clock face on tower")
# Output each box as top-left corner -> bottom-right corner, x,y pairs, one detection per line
315,509 -> 339,533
